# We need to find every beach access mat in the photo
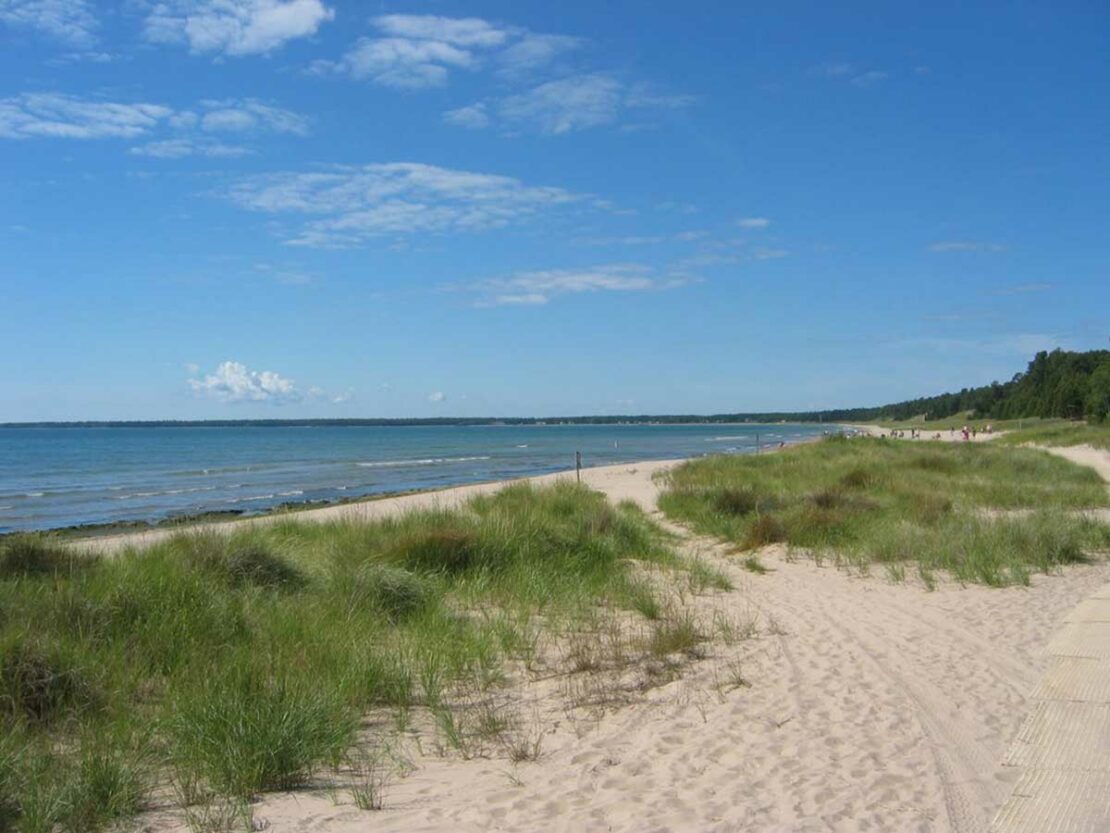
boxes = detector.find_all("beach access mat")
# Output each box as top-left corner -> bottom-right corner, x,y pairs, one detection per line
990,584 -> 1110,832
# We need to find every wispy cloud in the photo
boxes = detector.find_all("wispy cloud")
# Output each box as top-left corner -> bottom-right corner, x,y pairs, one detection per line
428,391 -> 446,403
458,263 -> 698,307
144,0 -> 334,57
736,217 -> 770,229
813,62 -> 889,87
315,13 -> 685,134
225,162 -> 587,247
577,230 -> 707,247
187,98 -> 309,135
0,93 -> 172,139
443,103 -> 490,129
0,92 -> 309,158
0,0 -> 97,45
498,33 -> 582,75
454,74 -> 694,135
129,138 -> 249,158
753,247 -> 789,260
928,240 -> 1007,253
315,13 -> 577,89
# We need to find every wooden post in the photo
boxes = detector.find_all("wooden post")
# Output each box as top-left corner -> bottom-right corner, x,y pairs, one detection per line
576,451 -> 581,482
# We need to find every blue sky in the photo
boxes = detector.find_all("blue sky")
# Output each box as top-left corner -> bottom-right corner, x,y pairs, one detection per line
1,0 -> 1107,420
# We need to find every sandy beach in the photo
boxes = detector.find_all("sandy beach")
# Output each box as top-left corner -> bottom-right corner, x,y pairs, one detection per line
115,439 -> 1110,833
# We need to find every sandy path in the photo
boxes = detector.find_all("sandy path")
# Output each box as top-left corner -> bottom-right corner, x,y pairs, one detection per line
1036,445 -> 1110,485
199,533 -> 1108,833
143,444 -> 1110,833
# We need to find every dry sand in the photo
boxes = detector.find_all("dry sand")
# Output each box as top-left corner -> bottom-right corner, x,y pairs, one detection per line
132,440 -> 1110,833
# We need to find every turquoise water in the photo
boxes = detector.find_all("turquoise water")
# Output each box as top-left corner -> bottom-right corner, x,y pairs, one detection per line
0,423 -> 834,533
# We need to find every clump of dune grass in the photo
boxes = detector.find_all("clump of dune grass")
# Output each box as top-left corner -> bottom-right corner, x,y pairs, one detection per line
0,481 -> 710,830
167,671 -> 355,797
660,436 -> 1110,586
0,636 -> 97,724
0,536 -> 92,579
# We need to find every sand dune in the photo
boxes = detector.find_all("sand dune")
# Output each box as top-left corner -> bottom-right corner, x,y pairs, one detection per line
142,443 -> 1110,833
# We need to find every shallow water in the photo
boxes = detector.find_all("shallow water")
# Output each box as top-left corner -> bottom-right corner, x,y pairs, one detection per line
0,423 -> 833,533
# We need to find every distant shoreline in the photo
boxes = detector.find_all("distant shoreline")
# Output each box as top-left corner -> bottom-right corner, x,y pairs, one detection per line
0,418 -> 838,429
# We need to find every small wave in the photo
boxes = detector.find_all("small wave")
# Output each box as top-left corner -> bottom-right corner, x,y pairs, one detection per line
707,436 -> 752,442
356,455 -> 492,469
116,485 -> 219,500
226,494 -> 276,504
278,490 -> 304,497
25,492 -> 45,498
516,444 -> 528,448
0,505 -> 12,511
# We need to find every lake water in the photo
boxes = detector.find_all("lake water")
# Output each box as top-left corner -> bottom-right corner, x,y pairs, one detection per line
0,423 -> 835,533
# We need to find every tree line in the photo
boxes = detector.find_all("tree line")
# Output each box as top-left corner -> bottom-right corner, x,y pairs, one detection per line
819,349 -> 1110,423
4,350 -> 1108,428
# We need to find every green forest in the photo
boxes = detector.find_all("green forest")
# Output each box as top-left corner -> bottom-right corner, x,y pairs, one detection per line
839,349 -> 1110,424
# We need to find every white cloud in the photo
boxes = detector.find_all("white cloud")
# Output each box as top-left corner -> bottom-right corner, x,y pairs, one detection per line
814,62 -> 889,87
318,14 -> 687,133
736,217 -> 770,229
457,74 -> 694,135
0,0 -> 97,45
188,360 -> 301,403
578,230 -> 707,247
498,74 -> 624,134
225,162 -> 585,246
928,241 -> 1006,253
462,263 -> 698,307
0,93 -> 309,158
753,248 -> 789,260
372,14 -> 510,48
197,99 -> 309,135
443,102 -> 489,129
851,70 -> 889,87
129,138 -> 250,157
498,33 -> 581,74
326,36 -> 475,88
0,93 -> 172,139
315,13 -> 519,89
624,84 -> 698,110
428,391 -> 446,403
144,0 -> 333,57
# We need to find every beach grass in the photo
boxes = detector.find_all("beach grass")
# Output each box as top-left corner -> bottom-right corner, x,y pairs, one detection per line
0,481 -> 698,831
997,421 -> 1110,451
659,436 -> 1110,586
869,415 -> 1069,432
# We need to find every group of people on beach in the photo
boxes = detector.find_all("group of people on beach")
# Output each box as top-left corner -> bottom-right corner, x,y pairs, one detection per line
881,423 -> 994,441
950,424 -> 993,441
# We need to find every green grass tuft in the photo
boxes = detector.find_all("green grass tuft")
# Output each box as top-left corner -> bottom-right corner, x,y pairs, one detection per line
660,437 -> 1110,585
